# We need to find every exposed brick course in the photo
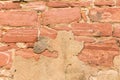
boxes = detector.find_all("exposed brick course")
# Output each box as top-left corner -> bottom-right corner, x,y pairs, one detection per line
1,1 -> 120,79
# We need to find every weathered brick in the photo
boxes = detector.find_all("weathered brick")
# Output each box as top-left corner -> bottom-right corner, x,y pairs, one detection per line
0,46 -> 11,52
8,43 -> 19,50
2,28 -> 38,42
98,38 -> 118,44
0,11 -> 38,27
24,1 -> 46,11
0,52 -> 12,68
42,8 -> 81,25
47,0 -> 91,7
0,2 -> 20,10
40,27 -> 57,39
117,0 -> 120,6
113,25 -> 120,37
47,1 -> 69,8
0,30 -> 2,38
74,36 -> 95,43
52,25 -> 71,31
78,42 -> 119,67
71,23 -> 112,37
26,43 -> 34,48
68,1 -> 91,7
2,27 -> 57,43
41,50 -> 58,58
0,3 -> 3,9
15,49 -> 40,61
94,0 -> 115,6
3,2 -> 21,9
15,49 -> 58,61
89,8 -> 120,22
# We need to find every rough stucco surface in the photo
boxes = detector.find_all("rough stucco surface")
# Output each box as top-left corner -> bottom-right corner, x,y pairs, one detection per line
12,31 -> 84,80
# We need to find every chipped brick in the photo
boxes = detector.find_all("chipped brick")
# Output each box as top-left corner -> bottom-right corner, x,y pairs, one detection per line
71,23 -> 112,37
42,8 -> 81,25
78,42 -> 119,67
0,11 -> 38,27
89,8 -> 120,22
95,0 -> 115,6
2,28 -> 38,42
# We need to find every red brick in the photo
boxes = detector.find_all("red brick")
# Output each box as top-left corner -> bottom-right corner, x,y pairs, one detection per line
0,44 -> 12,52
8,43 -> 19,50
0,3 -> 3,9
24,1 -> 46,11
47,1 -> 91,8
98,38 -> 118,44
52,25 -> 71,31
89,8 -> 120,22
41,50 -> 58,58
26,43 -> 34,48
113,25 -> 120,37
78,42 -> 119,67
71,23 -> 112,37
0,46 -> 11,52
0,30 -> 2,38
0,11 -> 38,27
15,49 -> 58,61
3,2 -> 21,9
15,48 -> 40,61
68,1 -> 91,7
74,36 -> 95,43
117,0 -> 120,6
40,27 -> 57,39
47,1 -> 69,8
0,38 -> 1,42
94,0 -> 115,6
2,28 -> 38,42
4,52 -> 12,69
0,52 -> 12,68
42,8 -> 81,25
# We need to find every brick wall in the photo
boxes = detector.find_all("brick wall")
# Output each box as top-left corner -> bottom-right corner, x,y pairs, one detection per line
0,0 -> 120,80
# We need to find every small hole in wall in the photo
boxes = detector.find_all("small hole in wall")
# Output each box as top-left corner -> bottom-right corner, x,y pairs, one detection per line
95,63 -> 99,66
11,75 -> 14,79
46,24 -> 50,27
73,54 -> 77,56
68,64 -> 72,66
14,69 -> 17,72
116,40 -> 120,47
